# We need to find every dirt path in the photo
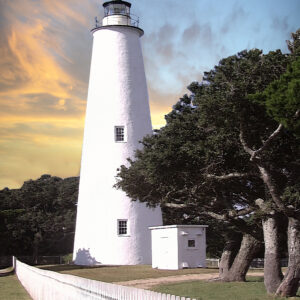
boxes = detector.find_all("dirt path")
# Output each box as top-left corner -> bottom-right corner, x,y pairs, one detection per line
115,271 -> 264,290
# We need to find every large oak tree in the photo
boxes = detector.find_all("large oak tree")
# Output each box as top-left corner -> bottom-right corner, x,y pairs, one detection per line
116,30 -> 299,296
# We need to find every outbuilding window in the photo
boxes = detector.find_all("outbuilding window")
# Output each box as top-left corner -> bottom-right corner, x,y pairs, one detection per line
188,239 -> 196,248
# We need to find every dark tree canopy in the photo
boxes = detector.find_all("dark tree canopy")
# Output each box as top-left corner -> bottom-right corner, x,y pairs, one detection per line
116,48 -> 294,221
0,175 -> 79,257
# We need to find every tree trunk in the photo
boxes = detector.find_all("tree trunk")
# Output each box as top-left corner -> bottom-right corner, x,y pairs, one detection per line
219,239 -> 238,279
222,233 -> 262,282
33,231 -> 42,265
263,215 -> 283,293
276,217 -> 300,297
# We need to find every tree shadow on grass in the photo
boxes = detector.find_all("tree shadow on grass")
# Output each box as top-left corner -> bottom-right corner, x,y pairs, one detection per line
39,264 -> 122,272
246,276 -> 300,298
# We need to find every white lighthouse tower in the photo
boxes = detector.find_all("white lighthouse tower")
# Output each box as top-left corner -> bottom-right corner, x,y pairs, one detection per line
73,0 -> 163,265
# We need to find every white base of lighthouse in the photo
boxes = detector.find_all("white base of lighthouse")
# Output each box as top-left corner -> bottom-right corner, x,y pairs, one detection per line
74,188 -> 162,265
73,24 -> 163,266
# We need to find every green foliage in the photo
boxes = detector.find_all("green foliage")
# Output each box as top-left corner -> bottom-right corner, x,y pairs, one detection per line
117,49 -> 290,205
0,175 -> 79,256
287,29 -> 300,56
61,253 -> 73,264
282,183 -> 300,210
250,57 -> 300,135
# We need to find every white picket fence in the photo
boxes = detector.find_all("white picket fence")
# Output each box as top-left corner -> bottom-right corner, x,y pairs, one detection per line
15,259 -> 196,300
205,259 -> 219,268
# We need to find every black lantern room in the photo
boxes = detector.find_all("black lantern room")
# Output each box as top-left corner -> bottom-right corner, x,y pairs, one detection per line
103,1 -> 132,17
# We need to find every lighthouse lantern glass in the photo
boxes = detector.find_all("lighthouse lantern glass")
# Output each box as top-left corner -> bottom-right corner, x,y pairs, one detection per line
104,4 -> 130,17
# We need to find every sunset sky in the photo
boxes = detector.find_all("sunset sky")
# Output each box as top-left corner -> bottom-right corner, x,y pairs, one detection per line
0,0 -> 299,189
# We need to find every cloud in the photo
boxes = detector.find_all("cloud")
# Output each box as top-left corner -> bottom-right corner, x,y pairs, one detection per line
0,0 -> 94,100
271,16 -> 289,32
0,0 -> 94,189
6,23 -> 75,97
0,0 -> 93,121
0,138 -> 82,189
221,6 -> 248,34
0,121 -> 83,143
0,120 -> 84,189
182,22 -> 214,57
182,22 -> 212,48
145,23 -> 177,63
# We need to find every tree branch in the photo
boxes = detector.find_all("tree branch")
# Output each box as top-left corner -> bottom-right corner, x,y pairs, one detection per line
239,109 -> 300,217
255,109 -> 298,158
254,123 -> 283,159
164,203 -> 187,208
200,211 -> 227,221
239,124 -> 255,156
228,207 -> 254,218
257,164 -> 287,214
240,122 -> 283,161
206,172 -> 254,180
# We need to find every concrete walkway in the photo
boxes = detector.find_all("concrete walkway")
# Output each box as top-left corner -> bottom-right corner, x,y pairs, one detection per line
116,271 -> 264,290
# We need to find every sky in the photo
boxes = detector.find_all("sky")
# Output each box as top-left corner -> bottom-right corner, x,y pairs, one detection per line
0,0 -> 299,189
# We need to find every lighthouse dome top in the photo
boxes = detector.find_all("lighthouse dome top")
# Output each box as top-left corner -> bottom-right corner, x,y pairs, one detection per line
103,1 -> 132,10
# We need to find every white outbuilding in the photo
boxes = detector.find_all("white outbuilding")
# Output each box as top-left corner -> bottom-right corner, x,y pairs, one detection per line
149,225 -> 208,270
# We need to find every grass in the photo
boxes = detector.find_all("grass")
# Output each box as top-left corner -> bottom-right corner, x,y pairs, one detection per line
39,264 -> 218,282
152,276 -> 300,300
0,275 -> 31,300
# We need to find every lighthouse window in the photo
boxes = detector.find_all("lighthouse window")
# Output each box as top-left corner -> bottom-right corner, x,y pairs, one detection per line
118,220 -> 128,235
115,126 -> 126,142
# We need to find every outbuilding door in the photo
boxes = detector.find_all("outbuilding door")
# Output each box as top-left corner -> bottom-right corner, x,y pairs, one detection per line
159,236 -> 171,269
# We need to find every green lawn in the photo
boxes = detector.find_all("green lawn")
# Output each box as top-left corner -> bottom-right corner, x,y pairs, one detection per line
40,264 -> 218,282
0,275 -> 31,300
152,277 -> 300,300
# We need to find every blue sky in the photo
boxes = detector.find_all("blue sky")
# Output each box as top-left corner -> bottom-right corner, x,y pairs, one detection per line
0,0 -> 299,188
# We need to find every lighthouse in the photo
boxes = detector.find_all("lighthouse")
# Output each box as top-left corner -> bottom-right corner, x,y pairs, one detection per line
73,0 -> 163,265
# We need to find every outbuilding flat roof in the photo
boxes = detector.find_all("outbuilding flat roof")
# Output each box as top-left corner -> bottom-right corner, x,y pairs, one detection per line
149,225 -> 208,230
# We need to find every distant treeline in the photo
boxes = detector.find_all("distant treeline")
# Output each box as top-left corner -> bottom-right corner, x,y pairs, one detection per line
0,175 -> 79,258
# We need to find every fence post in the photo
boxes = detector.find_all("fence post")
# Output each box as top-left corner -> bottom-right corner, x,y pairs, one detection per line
12,256 -> 16,271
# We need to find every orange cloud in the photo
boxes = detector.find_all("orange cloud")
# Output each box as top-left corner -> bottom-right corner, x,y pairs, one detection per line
0,0 -> 91,189
5,22 -> 75,99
